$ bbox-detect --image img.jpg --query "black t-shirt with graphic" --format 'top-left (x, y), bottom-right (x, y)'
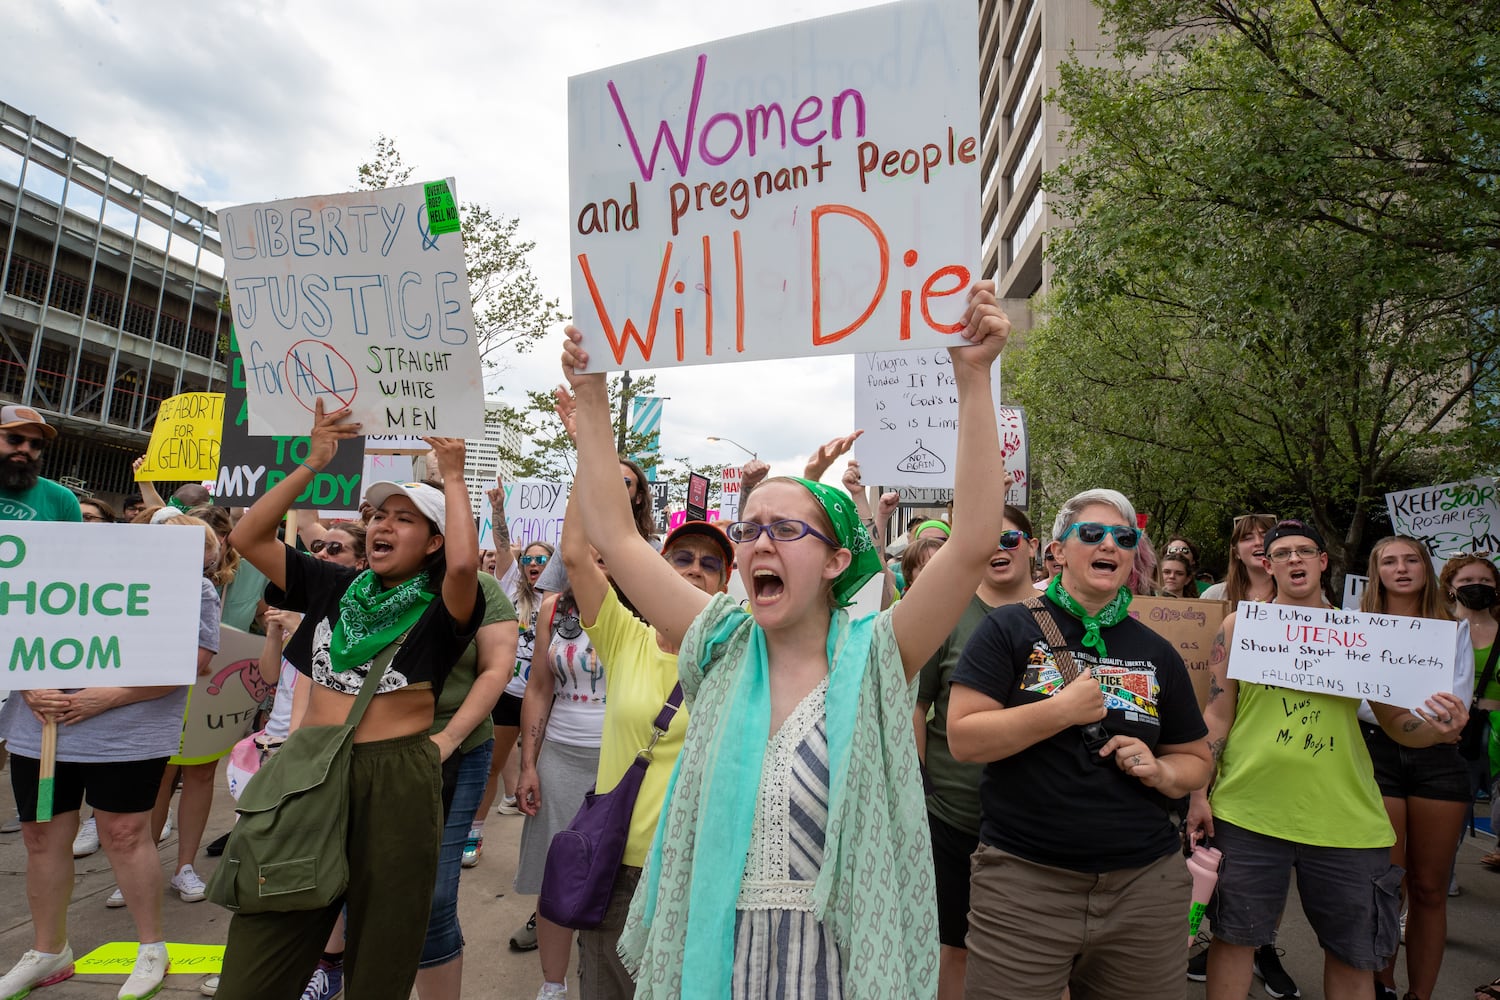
top-left (952, 596), bottom-right (1206, 873)
top-left (268, 547), bottom-right (483, 698)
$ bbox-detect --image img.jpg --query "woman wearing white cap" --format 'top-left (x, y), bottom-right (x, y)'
top-left (216, 401), bottom-right (485, 1000)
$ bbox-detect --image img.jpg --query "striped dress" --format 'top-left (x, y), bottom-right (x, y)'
top-left (733, 678), bottom-right (843, 999)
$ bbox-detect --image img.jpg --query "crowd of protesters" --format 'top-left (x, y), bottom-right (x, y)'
top-left (0, 275), bottom-right (1496, 1000)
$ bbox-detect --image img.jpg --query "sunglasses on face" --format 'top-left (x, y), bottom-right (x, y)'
top-left (726, 519), bottom-right (838, 547)
top-left (997, 530), bottom-right (1029, 550)
top-left (1165, 546), bottom-right (1192, 558)
top-left (4, 432), bottom-right (45, 451)
top-left (1058, 522), bottom-right (1140, 549)
top-left (309, 539), bottom-right (346, 556)
top-left (520, 554), bottom-right (550, 566)
top-left (667, 549), bottom-right (725, 575)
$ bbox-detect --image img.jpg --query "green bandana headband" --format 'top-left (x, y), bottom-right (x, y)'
top-left (1046, 574), bottom-right (1132, 659)
top-left (791, 477), bottom-right (883, 607)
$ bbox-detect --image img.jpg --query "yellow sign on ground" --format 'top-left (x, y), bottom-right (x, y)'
top-left (135, 391), bottom-right (224, 480)
top-left (75, 942), bottom-right (224, 974)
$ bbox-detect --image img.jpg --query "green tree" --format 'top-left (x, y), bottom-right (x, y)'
top-left (355, 136), bottom-right (567, 387)
top-left (493, 372), bottom-right (664, 481)
top-left (1014, 0), bottom-right (1500, 582)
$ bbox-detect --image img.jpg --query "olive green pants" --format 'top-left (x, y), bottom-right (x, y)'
top-left (216, 732), bottom-right (441, 1000)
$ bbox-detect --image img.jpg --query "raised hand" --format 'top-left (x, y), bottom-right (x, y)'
top-left (803, 430), bottom-right (863, 482)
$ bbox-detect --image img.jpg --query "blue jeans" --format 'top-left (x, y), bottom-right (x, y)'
top-left (419, 738), bottom-right (493, 967)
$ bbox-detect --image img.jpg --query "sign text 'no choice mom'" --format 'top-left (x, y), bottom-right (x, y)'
top-left (568, 0), bottom-right (980, 372)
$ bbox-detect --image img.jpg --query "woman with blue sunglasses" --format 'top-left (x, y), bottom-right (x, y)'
top-left (559, 280), bottom-right (1010, 999)
top-left (948, 488), bottom-right (1212, 1000)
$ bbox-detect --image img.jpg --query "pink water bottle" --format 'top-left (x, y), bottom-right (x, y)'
top-left (1186, 844), bottom-right (1222, 945)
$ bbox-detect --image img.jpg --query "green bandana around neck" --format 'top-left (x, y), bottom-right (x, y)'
top-left (790, 477), bottom-right (882, 607)
top-left (328, 569), bottom-right (434, 673)
top-left (1046, 574), bottom-right (1132, 659)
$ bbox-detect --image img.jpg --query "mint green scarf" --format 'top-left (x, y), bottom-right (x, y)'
top-left (638, 606), bottom-right (874, 995)
top-left (1046, 575), bottom-right (1132, 659)
top-left (328, 570), bottom-right (434, 673)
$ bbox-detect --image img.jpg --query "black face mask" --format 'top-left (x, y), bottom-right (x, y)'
top-left (1454, 583), bottom-right (1497, 610)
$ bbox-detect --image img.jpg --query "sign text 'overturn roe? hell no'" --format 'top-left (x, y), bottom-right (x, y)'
top-left (568, 0), bottom-right (981, 371)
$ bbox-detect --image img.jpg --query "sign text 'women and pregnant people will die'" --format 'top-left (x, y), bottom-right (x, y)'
top-left (1228, 602), bottom-right (1461, 711)
top-left (219, 180), bottom-right (485, 438)
top-left (1, 524), bottom-right (204, 689)
top-left (568, 0), bottom-right (980, 371)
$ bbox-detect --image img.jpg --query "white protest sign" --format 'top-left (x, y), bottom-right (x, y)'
top-left (366, 435), bottom-right (430, 454)
top-left (1228, 601), bottom-right (1460, 710)
top-left (1385, 478), bottom-right (1500, 562)
top-left (853, 349), bottom-right (1024, 502)
top-left (568, 0), bottom-right (980, 372)
top-left (221, 179), bottom-right (484, 437)
top-left (363, 452), bottom-right (413, 486)
top-left (175, 627), bottom-right (270, 765)
top-left (504, 479), bottom-right (570, 548)
top-left (0, 524), bottom-right (204, 690)
top-left (478, 493), bottom-right (496, 551)
top-left (720, 466), bottom-right (742, 522)
top-left (1342, 574), bottom-right (1368, 611)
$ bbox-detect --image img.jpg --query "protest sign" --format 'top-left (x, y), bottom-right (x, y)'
top-left (479, 492), bottom-right (496, 551)
top-left (76, 943), bottom-right (223, 975)
top-left (174, 627), bottom-right (269, 765)
top-left (686, 473), bottom-right (710, 522)
top-left (220, 179), bottom-right (484, 437)
top-left (1342, 574), bottom-right (1368, 611)
top-left (1385, 478), bottom-right (1500, 560)
top-left (134, 392), bottom-right (225, 481)
top-left (1127, 596), bottom-right (1230, 709)
top-left (366, 435), bottom-right (430, 454)
top-left (568, 0), bottom-right (980, 372)
top-left (721, 466), bottom-right (742, 521)
top-left (215, 331), bottom-right (365, 511)
top-left (1228, 601), bottom-right (1460, 710)
top-left (0, 524), bottom-right (203, 689)
top-left (852, 349), bottom-right (1025, 503)
top-left (363, 452), bottom-right (413, 486)
top-left (504, 479), bottom-right (569, 547)
top-left (668, 509), bottom-right (723, 531)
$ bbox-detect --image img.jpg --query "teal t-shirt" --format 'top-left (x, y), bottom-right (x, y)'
top-left (0, 477), bottom-right (82, 521)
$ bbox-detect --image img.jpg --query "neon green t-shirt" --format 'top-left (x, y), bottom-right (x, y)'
top-left (583, 587), bottom-right (690, 868)
top-left (1211, 681), bottom-right (1394, 849)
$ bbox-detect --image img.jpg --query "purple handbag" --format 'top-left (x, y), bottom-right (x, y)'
top-left (537, 684), bottom-right (683, 930)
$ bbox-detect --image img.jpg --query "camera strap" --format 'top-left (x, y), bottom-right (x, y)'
top-left (1023, 597), bottom-right (1082, 685)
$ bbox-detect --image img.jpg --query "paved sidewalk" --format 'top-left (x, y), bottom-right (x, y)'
top-left (2, 763), bottom-right (1496, 999)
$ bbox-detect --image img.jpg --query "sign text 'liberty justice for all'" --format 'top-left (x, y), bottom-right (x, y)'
top-left (568, 0), bottom-right (980, 372)
top-left (220, 180), bottom-right (485, 438)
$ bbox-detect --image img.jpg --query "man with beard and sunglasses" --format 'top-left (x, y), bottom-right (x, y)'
top-left (0, 406), bottom-right (81, 523)
top-left (1188, 519), bottom-right (1470, 1000)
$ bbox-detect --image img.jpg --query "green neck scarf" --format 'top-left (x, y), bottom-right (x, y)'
top-left (1046, 575), bottom-right (1132, 659)
top-left (790, 477), bottom-right (882, 607)
top-left (329, 569), bottom-right (434, 673)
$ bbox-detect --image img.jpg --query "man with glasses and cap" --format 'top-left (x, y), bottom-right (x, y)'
top-left (1190, 518), bottom-right (1471, 1000)
top-left (0, 405), bottom-right (81, 523)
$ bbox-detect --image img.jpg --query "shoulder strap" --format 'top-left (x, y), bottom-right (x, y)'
top-left (638, 683), bottom-right (685, 760)
top-left (344, 627), bottom-right (411, 729)
top-left (1023, 596), bottom-right (1080, 685)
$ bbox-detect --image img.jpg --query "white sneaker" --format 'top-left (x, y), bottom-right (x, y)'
top-left (497, 795), bottom-right (521, 815)
top-left (0, 946), bottom-right (75, 996)
top-left (159, 812), bottom-right (172, 841)
top-left (72, 816), bottom-right (100, 858)
top-left (105, 886), bottom-right (127, 908)
top-left (170, 864), bottom-right (207, 902)
top-left (535, 984), bottom-right (568, 999)
top-left (199, 974), bottom-right (220, 996)
top-left (117, 943), bottom-right (168, 1000)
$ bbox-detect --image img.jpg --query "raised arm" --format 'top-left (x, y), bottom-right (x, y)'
top-left (131, 456), bottom-right (166, 508)
top-left (425, 436), bottom-right (480, 625)
top-left (559, 332), bottom-right (709, 646)
top-left (890, 283), bottom-right (1009, 677)
top-left (487, 475), bottom-right (514, 580)
top-left (228, 399), bottom-right (361, 591)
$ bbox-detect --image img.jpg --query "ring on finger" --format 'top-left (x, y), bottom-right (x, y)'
top-left (1130, 755), bottom-right (1142, 767)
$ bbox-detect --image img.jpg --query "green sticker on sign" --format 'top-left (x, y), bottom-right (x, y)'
top-left (424, 180), bottom-right (460, 235)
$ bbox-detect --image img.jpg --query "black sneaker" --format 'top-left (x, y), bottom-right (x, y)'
top-left (1253, 944), bottom-right (1300, 999)
top-left (1372, 981), bottom-right (1399, 1000)
top-left (1186, 947), bottom-right (1208, 982)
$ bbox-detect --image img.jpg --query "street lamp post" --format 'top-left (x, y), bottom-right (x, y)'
top-left (706, 435), bottom-right (757, 461)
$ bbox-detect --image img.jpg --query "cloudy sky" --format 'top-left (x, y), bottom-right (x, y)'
top-left (1, 0), bottom-right (973, 478)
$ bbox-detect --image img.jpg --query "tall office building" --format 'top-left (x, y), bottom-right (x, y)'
top-left (462, 400), bottom-right (523, 515)
top-left (979, 0), bottom-right (1108, 305)
top-left (0, 101), bottom-right (230, 501)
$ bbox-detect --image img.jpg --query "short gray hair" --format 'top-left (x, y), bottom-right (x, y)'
top-left (1052, 489), bottom-right (1138, 540)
